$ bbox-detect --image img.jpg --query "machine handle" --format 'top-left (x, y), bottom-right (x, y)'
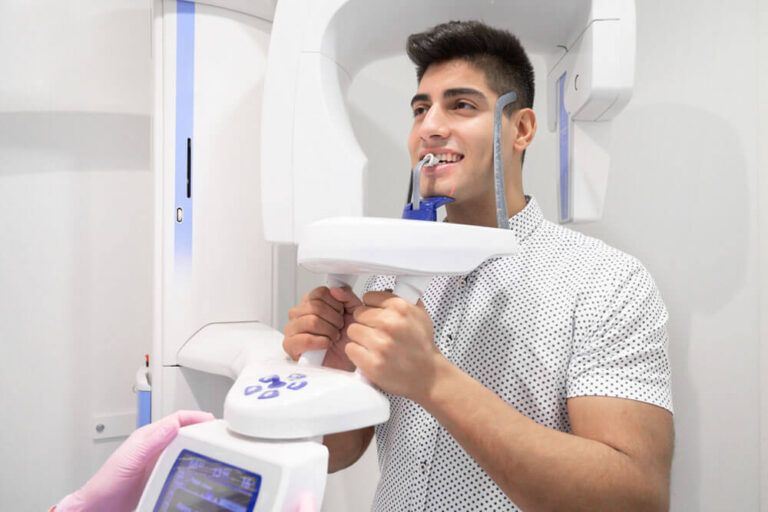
top-left (299, 275), bottom-right (431, 383)
top-left (354, 275), bottom-right (431, 383)
top-left (392, 275), bottom-right (432, 305)
top-left (298, 274), bottom-right (357, 367)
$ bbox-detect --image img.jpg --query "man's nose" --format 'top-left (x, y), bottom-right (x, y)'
top-left (418, 105), bottom-right (450, 141)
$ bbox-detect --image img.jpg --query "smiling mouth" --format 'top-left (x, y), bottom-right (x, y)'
top-left (431, 153), bottom-right (464, 164)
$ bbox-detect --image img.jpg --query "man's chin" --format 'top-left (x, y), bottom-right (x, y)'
top-left (421, 185), bottom-right (455, 199)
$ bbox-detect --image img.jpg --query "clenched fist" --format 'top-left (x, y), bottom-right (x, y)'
top-left (283, 286), bottom-right (364, 372)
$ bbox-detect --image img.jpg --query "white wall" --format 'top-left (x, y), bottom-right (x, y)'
top-left (573, 3), bottom-right (761, 508)
top-left (0, 0), bottom-right (765, 511)
top-left (0, 1), bottom-right (152, 509)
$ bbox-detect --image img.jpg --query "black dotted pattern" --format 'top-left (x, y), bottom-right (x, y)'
top-left (364, 197), bottom-right (673, 511)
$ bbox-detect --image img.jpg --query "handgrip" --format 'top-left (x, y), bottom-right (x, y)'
top-left (392, 275), bottom-right (432, 305)
top-left (298, 274), bottom-right (357, 366)
top-left (298, 275), bottom-right (432, 385)
top-left (353, 276), bottom-right (431, 383)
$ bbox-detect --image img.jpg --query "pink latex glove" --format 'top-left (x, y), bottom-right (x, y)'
top-left (295, 492), bottom-right (317, 512)
top-left (55, 410), bottom-right (215, 512)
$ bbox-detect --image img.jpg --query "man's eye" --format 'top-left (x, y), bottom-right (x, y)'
top-left (455, 101), bottom-right (476, 110)
top-left (412, 105), bottom-right (429, 117)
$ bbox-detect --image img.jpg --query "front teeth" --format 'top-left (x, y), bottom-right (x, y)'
top-left (434, 153), bottom-right (462, 163)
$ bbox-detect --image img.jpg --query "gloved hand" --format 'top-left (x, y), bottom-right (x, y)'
top-left (295, 493), bottom-right (317, 512)
top-left (55, 410), bottom-right (214, 512)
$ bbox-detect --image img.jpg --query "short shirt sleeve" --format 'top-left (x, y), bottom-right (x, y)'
top-left (566, 256), bottom-right (673, 412)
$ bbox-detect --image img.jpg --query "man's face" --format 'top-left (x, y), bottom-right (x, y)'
top-left (408, 59), bottom-right (515, 205)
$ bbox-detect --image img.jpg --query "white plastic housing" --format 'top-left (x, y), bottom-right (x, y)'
top-left (175, 321), bottom-right (390, 439)
top-left (547, 0), bottom-right (636, 222)
top-left (298, 217), bottom-right (520, 276)
top-left (547, 0), bottom-right (636, 125)
top-left (177, 322), bottom-right (287, 379)
top-left (152, 0), bottom-right (275, 420)
top-left (191, 0), bottom-right (276, 19)
top-left (137, 420), bottom-right (328, 512)
top-left (295, 216), bottom-right (521, 369)
top-left (261, 0), bottom-right (634, 243)
top-left (225, 362), bottom-right (390, 439)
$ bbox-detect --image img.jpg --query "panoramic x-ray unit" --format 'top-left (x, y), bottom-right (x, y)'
top-left (138, 0), bottom-right (635, 510)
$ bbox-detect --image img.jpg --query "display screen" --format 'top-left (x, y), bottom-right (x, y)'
top-left (154, 449), bottom-right (261, 512)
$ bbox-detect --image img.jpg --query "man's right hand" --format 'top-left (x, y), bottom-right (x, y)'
top-left (283, 286), bottom-right (363, 372)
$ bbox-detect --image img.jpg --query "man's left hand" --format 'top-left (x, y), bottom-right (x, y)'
top-left (345, 290), bottom-right (444, 403)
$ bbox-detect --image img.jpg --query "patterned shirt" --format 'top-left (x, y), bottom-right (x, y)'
top-left (365, 197), bottom-right (672, 511)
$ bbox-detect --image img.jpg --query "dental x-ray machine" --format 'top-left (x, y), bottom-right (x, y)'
top-left (139, 0), bottom-right (635, 510)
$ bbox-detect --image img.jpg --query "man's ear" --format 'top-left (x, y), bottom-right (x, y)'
top-left (513, 108), bottom-right (537, 153)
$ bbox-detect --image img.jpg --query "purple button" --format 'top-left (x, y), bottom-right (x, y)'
top-left (287, 381), bottom-right (308, 391)
top-left (287, 373), bottom-right (306, 380)
top-left (258, 374), bottom-right (280, 383)
top-left (244, 385), bottom-right (263, 396)
top-left (267, 380), bottom-right (286, 389)
top-left (258, 390), bottom-right (279, 400)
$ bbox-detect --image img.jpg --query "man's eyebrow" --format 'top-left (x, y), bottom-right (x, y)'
top-left (443, 87), bottom-right (487, 101)
top-left (411, 87), bottom-right (487, 107)
top-left (410, 93), bottom-right (430, 107)
top-left (410, 88), bottom-right (487, 107)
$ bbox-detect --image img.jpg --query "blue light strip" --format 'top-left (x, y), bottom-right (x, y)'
top-left (174, 0), bottom-right (194, 266)
top-left (557, 72), bottom-right (570, 223)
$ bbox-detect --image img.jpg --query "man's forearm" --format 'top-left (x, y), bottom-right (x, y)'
top-left (323, 426), bottom-right (374, 473)
top-left (418, 360), bottom-right (670, 512)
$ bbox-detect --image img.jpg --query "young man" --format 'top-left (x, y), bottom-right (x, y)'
top-left (283, 21), bottom-right (673, 511)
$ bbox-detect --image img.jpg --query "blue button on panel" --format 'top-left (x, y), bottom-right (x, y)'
top-left (253, 374), bottom-right (308, 395)
top-left (287, 381), bottom-right (308, 391)
top-left (244, 385), bottom-right (263, 396)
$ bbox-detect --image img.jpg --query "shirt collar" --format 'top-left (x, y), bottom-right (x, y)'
top-left (507, 195), bottom-right (544, 243)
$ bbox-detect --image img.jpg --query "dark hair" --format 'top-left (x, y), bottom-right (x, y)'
top-left (406, 20), bottom-right (535, 114)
